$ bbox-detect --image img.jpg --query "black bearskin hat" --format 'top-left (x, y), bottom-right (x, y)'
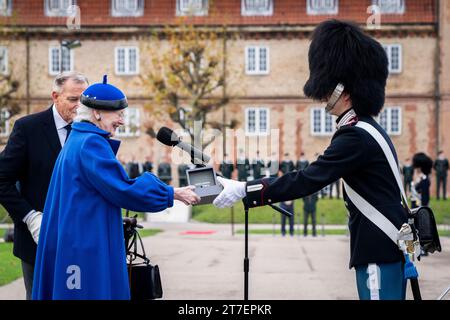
top-left (412, 152), bottom-right (433, 175)
top-left (303, 19), bottom-right (389, 117)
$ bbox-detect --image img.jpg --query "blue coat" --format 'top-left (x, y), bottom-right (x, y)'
top-left (32, 121), bottom-right (174, 300)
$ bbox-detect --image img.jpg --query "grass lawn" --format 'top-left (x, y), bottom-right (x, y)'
top-left (0, 243), bottom-right (22, 287)
top-left (0, 205), bottom-right (12, 224)
top-left (192, 198), bottom-right (450, 225)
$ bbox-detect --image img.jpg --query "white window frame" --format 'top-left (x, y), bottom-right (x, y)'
top-left (376, 106), bottom-right (402, 136)
top-left (0, 46), bottom-right (8, 75)
top-left (241, 0), bottom-right (273, 16)
top-left (245, 107), bottom-right (270, 136)
top-left (307, 0), bottom-right (339, 15)
top-left (48, 46), bottom-right (74, 75)
top-left (115, 47), bottom-right (140, 76)
top-left (176, 0), bottom-right (208, 16)
top-left (0, 108), bottom-right (10, 137)
top-left (310, 107), bottom-right (336, 136)
top-left (245, 46), bottom-right (270, 75)
top-left (45, 0), bottom-right (76, 17)
top-left (111, 0), bottom-right (144, 17)
top-left (372, 0), bottom-right (405, 14)
top-left (383, 44), bottom-right (402, 74)
top-left (0, 0), bottom-right (12, 16)
top-left (116, 107), bottom-right (141, 137)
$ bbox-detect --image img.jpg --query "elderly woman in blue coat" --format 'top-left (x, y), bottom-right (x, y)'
top-left (32, 76), bottom-right (200, 300)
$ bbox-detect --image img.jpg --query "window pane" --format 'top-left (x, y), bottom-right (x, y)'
top-left (391, 108), bottom-right (399, 133)
top-left (247, 109), bottom-right (256, 133)
top-left (313, 109), bottom-right (321, 133)
top-left (390, 46), bottom-right (399, 71)
top-left (51, 48), bottom-right (60, 73)
top-left (61, 47), bottom-right (71, 72)
top-left (0, 48), bottom-right (6, 73)
top-left (117, 48), bottom-right (125, 73)
top-left (324, 113), bottom-right (333, 133)
top-left (379, 109), bottom-right (388, 131)
top-left (0, 108), bottom-right (9, 136)
top-left (126, 0), bottom-right (138, 11)
top-left (128, 48), bottom-right (137, 73)
top-left (247, 48), bottom-right (256, 72)
top-left (49, 0), bottom-right (60, 10)
top-left (259, 47), bottom-right (267, 72)
top-left (375, 0), bottom-right (405, 14)
top-left (180, 0), bottom-right (203, 11)
top-left (243, 0), bottom-right (271, 14)
top-left (307, 0), bottom-right (338, 14)
top-left (259, 109), bottom-right (267, 133)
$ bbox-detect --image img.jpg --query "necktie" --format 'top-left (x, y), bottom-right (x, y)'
top-left (64, 124), bottom-right (72, 143)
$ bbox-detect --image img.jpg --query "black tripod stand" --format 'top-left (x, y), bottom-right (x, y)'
top-left (242, 201), bottom-right (293, 300)
top-left (185, 150), bottom-right (293, 300)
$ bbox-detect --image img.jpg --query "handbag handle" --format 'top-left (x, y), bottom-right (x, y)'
top-left (126, 225), bottom-right (151, 265)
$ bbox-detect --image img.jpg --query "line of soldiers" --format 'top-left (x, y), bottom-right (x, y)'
top-left (118, 156), bottom-right (191, 187)
top-left (220, 151), bottom-right (343, 237)
top-left (221, 151), bottom-right (340, 198)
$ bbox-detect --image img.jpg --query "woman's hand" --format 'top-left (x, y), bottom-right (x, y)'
top-left (174, 186), bottom-right (201, 206)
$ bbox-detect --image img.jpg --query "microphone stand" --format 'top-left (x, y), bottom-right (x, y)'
top-left (187, 151), bottom-right (293, 301)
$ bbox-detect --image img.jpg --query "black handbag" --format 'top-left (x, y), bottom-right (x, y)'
top-left (409, 206), bottom-right (442, 254)
top-left (124, 216), bottom-right (163, 300)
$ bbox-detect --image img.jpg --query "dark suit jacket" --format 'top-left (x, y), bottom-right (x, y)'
top-left (0, 107), bottom-right (61, 265)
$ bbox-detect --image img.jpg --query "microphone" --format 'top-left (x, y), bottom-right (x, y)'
top-left (156, 127), bottom-right (211, 165)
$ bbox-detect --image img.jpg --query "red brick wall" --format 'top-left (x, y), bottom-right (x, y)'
top-left (1, 0), bottom-right (436, 27)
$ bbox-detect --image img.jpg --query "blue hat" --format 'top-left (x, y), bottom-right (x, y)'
top-left (80, 75), bottom-right (128, 111)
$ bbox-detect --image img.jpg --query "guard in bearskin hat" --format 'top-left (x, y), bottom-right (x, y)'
top-left (213, 20), bottom-right (411, 300)
top-left (412, 152), bottom-right (433, 207)
top-left (32, 76), bottom-right (199, 300)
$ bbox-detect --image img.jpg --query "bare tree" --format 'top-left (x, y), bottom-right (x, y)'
top-left (142, 23), bottom-right (238, 150)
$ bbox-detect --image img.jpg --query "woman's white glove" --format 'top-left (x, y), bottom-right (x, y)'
top-left (24, 210), bottom-right (42, 244)
top-left (213, 176), bottom-right (246, 209)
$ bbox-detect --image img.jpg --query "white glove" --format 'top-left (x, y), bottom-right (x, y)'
top-left (213, 176), bottom-right (246, 209)
top-left (24, 210), bottom-right (42, 244)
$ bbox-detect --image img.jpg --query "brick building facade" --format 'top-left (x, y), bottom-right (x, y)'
top-left (0, 0), bottom-right (448, 191)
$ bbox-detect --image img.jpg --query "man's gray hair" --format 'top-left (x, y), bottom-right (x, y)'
top-left (74, 103), bottom-right (96, 123)
top-left (53, 71), bottom-right (89, 93)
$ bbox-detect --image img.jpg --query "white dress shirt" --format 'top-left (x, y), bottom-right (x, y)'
top-left (52, 104), bottom-right (70, 148)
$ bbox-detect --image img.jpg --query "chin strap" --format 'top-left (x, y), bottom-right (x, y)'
top-left (325, 83), bottom-right (345, 112)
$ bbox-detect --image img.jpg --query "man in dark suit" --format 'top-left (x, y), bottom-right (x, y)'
top-left (126, 155), bottom-right (141, 179)
top-left (280, 153), bottom-right (295, 175)
top-left (251, 150), bottom-right (265, 180)
top-left (143, 155), bottom-right (154, 173)
top-left (0, 72), bottom-right (88, 299)
top-left (434, 150), bottom-right (449, 200)
top-left (303, 192), bottom-right (319, 237)
top-left (296, 152), bottom-right (309, 171)
top-left (219, 153), bottom-right (234, 179)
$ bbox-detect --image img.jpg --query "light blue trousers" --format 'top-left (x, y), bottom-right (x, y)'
top-left (355, 261), bottom-right (407, 300)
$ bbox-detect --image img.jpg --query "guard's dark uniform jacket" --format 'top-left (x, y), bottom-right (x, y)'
top-left (245, 111), bottom-right (408, 268)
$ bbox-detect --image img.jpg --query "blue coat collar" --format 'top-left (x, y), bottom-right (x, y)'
top-left (72, 121), bottom-right (121, 155)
